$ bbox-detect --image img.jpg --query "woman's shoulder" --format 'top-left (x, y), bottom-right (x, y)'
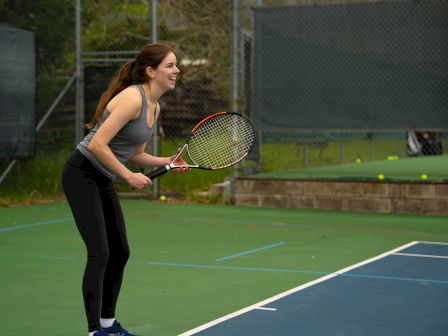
top-left (107, 86), bottom-right (143, 118)
top-left (121, 85), bottom-right (143, 99)
top-left (113, 86), bottom-right (142, 104)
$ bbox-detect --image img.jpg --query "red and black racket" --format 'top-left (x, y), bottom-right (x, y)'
top-left (147, 112), bottom-right (255, 180)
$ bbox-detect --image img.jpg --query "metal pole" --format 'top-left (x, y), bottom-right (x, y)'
top-left (151, 0), bottom-right (159, 199)
top-left (152, 0), bottom-right (158, 43)
top-left (304, 144), bottom-right (309, 168)
top-left (231, 0), bottom-right (239, 113)
top-left (339, 141), bottom-right (345, 163)
top-left (229, 0), bottom-right (239, 202)
top-left (75, 0), bottom-right (84, 144)
top-left (254, 0), bottom-right (262, 172)
top-left (37, 73), bottom-right (77, 132)
top-left (0, 160), bottom-right (17, 186)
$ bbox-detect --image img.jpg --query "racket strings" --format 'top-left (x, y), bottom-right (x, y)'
top-left (188, 114), bottom-right (255, 169)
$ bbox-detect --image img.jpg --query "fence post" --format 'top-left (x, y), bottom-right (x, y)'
top-left (149, 0), bottom-right (159, 199)
top-left (75, 0), bottom-right (84, 145)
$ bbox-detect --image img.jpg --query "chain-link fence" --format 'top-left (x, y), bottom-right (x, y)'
top-left (1, 0), bottom-right (447, 203)
top-left (240, 0), bottom-right (448, 181)
top-left (79, 0), bottom-right (235, 198)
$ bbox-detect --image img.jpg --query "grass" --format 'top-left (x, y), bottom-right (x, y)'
top-left (1, 137), bottom-right (446, 206)
top-left (0, 146), bottom-right (73, 206)
top-left (255, 155), bottom-right (448, 182)
top-left (0, 139), bottom-right (233, 206)
top-left (260, 139), bottom-right (409, 172)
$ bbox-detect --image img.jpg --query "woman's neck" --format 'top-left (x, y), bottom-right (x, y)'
top-left (142, 83), bottom-right (163, 104)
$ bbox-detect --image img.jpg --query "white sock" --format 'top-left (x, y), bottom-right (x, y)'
top-left (100, 317), bottom-right (116, 328)
top-left (88, 332), bottom-right (97, 336)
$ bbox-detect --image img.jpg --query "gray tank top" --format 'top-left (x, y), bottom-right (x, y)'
top-left (76, 85), bottom-right (156, 179)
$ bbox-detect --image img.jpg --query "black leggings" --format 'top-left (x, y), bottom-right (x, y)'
top-left (62, 150), bottom-right (130, 332)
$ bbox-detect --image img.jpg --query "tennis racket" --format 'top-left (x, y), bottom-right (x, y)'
top-left (147, 112), bottom-right (255, 180)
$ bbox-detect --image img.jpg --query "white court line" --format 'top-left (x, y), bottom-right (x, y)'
top-left (419, 241), bottom-right (448, 246)
top-left (393, 252), bottom-right (448, 259)
top-left (254, 307), bottom-right (277, 311)
top-left (177, 241), bottom-right (420, 336)
top-left (0, 217), bottom-right (72, 232)
top-left (215, 242), bottom-right (285, 262)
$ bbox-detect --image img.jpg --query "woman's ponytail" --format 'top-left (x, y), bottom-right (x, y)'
top-left (86, 60), bottom-right (136, 129)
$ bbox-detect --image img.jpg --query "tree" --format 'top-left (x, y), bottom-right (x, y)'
top-left (158, 0), bottom-right (232, 100)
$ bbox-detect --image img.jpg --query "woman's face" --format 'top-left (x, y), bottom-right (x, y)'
top-left (150, 52), bottom-right (180, 91)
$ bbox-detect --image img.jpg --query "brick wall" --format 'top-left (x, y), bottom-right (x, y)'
top-left (234, 178), bottom-right (448, 216)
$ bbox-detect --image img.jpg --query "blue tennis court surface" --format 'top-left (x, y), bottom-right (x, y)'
top-left (179, 241), bottom-right (448, 336)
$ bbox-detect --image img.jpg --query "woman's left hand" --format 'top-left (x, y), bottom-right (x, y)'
top-left (170, 148), bottom-right (191, 174)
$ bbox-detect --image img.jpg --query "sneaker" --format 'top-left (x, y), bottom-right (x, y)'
top-left (102, 320), bottom-right (139, 336)
top-left (93, 330), bottom-right (108, 336)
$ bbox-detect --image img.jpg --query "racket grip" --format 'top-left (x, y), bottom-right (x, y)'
top-left (146, 165), bottom-right (170, 180)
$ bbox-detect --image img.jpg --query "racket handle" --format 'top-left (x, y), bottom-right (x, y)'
top-left (146, 165), bottom-right (170, 180)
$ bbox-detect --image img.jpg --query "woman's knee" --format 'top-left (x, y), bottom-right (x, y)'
top-left (110, 246), bottom-right (130, 265)
top-left (88, 245), bottom-right (110, 267)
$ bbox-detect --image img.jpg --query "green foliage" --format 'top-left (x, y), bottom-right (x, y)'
top-left (159, 0), bottom-right (232, 99)
top-left (0, 0), bottom-right (75, 71)
top-left (0, 145), bottom-right (73, 206)
top-left (82, 0), bottom-right (150, 53)
top-left (0, 0), bottom-right (76, 125)
top-left (0, 138), bottom-right (233, 206)
top-left (0, 0), bottom-right (235, 206)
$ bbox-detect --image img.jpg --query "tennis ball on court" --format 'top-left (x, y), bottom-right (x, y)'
top-left (159, 195), bottom-right (167, 202)
top-left (421, 174), bottom-right (428, 181)
top-left (355, 158), bottom-right (362, 164)
top-left (377, 174), bottom-right (385, 180)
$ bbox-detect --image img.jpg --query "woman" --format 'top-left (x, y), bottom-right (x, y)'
top-left (62, 43), bottom-right (187, 336)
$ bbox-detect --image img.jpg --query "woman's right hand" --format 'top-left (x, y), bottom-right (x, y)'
top-left (126, 172), bottom-right (152, 190)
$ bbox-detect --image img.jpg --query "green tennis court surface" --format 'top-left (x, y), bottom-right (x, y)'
top-left (253, 155), bottom-right (448, 182)
top-left (1, 200), bottom-right (447, 335)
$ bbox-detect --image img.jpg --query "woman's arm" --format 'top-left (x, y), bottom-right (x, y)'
top-left (128, 143), bottom-right (171, 167)
top-left (129, 143), bottom-right (191, 174)
top-left (88, 88), bottom-right (151, 189)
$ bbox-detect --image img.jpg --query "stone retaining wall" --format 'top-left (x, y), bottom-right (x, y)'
top-left (234, 178), bottom-right (448, 216)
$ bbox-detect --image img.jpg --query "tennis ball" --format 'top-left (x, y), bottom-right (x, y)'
top-left (355, 158), bottom-right (362, 164)
top-left (421, 174), bottom-right (428, 181)
top-left (377, 174), bottom-right (385, 180)
top-left (159, 195), bottom-right (167, 202)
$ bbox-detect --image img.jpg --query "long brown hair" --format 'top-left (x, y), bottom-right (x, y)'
top-left (86, 43), bottom-right (176, 129)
